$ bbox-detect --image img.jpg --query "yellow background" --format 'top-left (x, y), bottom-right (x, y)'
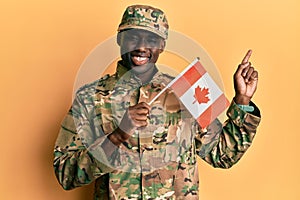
top-left (1, 0), bottom-right (299, 199)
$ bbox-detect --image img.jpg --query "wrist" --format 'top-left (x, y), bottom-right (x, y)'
top-left (234, 95), bottom-right (251, 105)
top-left (108, 128), bottom-right (131, 146)
top-left (116, 127), bottom-right (132, 141)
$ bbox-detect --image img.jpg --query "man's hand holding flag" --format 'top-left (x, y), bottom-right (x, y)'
top-left (149, 57), bottom-right (229, 128)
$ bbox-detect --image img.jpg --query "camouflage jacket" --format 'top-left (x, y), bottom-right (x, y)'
top-left (54, 62), bottom-right (261, 199)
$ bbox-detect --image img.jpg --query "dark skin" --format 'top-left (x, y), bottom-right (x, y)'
top-left (103, 29), bottom-right (166, 148)
top-left (234, 50), bottom-right (258, 105)
top-left (117, 29), bottom-right (166, 83)
top-left (103, 29), bottom-right (258, 148)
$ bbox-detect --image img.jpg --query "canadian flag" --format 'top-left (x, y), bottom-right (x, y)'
top-left (150, 58), bottom-right (230, 128)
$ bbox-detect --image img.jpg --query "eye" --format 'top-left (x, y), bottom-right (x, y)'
top-left (146, 37), bottom-right (161, 47)
top-left (147, 37), bottom-right (159, 43)
top-left (124, 34), bottom-right (139, 42)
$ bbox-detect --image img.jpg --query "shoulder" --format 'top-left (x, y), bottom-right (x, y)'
top-left (75, 74), bottom-right (116, 97)
top-left (161, 72), bottom-right (175, 80)
top-left (155, 72), bottom-right (175, 84)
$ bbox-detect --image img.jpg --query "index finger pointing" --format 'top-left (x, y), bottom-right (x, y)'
top-left (241, 49), bottom-right (252, 64)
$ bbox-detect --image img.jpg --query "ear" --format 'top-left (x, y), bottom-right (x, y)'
top-left (159, 40), bottom-right (166, 54)
top-left (117, 32), bottom-right (122, 46)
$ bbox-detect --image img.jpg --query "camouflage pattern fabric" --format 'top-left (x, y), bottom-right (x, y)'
top-left (53, 61), bottom-right (261, 199)
top-left (118, 5), bottom-right (169, 40)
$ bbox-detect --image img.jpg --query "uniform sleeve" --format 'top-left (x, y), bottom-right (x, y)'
top-left (53, 92), bottom-right (114, 190)
top-left (195, 100), bottom-right (261, 168)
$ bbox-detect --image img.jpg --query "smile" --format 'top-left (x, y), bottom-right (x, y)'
top-left (131, 56), bottom-right (150, 66)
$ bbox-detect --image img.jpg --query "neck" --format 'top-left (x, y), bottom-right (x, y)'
top-left (135, 66), bottom-right (158, 84)
top-left (120, 60), bottom-right (158, 84)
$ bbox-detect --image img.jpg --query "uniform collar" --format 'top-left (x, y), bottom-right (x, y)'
top-left (116, 61), bottom-right (163, 85)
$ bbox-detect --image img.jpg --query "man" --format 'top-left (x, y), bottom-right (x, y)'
top-left (54, 5), bottom-right (261, 200)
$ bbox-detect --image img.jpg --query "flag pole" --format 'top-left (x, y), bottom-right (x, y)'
top-left (148, 57), bottom-right (200, 105)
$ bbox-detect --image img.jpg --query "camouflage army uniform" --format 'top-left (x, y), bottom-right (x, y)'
top-left (54, 61), bottom-right (261, 199)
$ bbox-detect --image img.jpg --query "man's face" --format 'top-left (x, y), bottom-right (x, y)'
top-left (118, 29), bottom-right (165, 75)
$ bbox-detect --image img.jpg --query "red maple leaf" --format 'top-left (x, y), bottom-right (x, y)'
top-left (193, 86), bottom-right (210, 104)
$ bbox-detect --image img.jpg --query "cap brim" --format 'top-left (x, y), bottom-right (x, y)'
top-left (118, 25), bottom-right (167, 40)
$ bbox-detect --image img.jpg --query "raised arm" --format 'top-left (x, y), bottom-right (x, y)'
top-left (195, 50), bottom-right (261, 168)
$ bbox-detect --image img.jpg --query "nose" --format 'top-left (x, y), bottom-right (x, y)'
top-left (135, 38), bottom-right (148, 51)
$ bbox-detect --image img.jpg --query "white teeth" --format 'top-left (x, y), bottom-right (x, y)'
top-left (136, 56), bottom-right (147, 61)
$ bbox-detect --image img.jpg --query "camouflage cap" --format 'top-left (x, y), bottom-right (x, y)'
top-left (118, 5), bottom-right (169, 40)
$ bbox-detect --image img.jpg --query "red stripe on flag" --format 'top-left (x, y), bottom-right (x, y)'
top-left (170, 61), bottom-right (206, 97)
top-left (196, 94), bottom-right (230, 128)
